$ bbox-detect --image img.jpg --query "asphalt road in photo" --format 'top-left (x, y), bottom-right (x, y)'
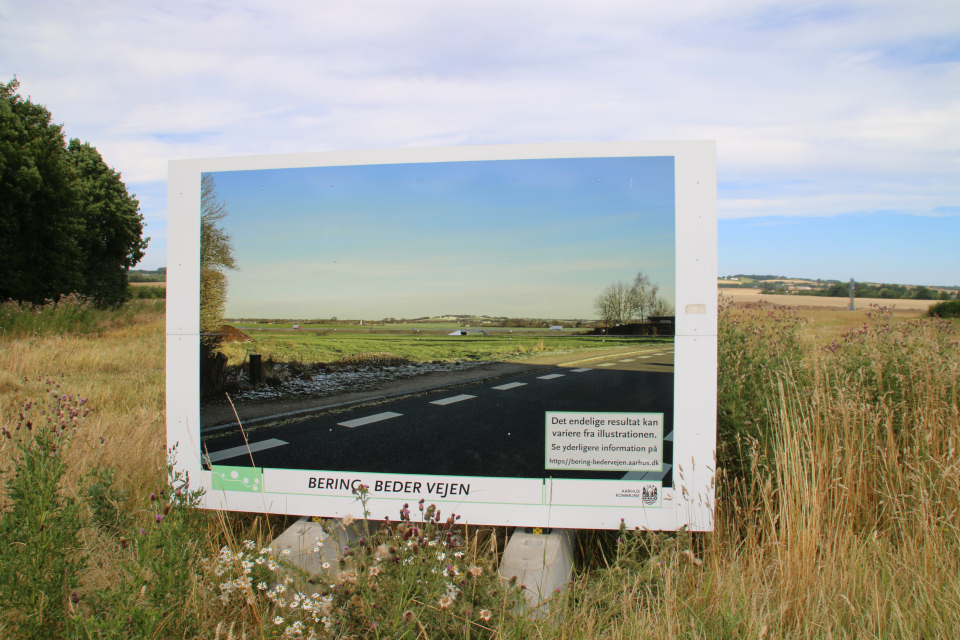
top-left (202, 346), bottom-right (674, 483)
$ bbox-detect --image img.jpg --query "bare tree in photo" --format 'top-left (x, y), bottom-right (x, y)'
top-left (630, 271), bottom-right (660, 322)
top-left (648, 294), bottom-right (675, 317)
top-left (199, 174), bottom-right (238, 397)
top-left (595, 270), bottom-right (674, 328)
top-left (594, 279), bottom-right (634, 328)
top-left (200, 173), bottom-right (237, 345)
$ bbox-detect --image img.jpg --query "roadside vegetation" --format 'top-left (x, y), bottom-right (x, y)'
top-left (0, 296), bottom-right (957, 638)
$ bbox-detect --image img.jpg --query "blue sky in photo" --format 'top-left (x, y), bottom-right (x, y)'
top-left (2, 1), bottom-right (957, 285)
top-left (211, 157), bottom-right (675, 318)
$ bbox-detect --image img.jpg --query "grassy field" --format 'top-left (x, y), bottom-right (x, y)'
top-left (1, 297), bottom-right (958, 638)
top-left (227, 321), bottom-right (592, 332)
top-left (217, 328), bottom-right (668, 367)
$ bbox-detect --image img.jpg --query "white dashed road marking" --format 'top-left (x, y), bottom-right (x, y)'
top-left (338, 412), bottom-right (403, 428)
top-left (596, 363), bottom-right (615, 367)
top-left (639, 356), bottom-right (652, 359)
top-left (430, 394), bottom-right (476, 406)
top-left (618, 359), bottom-right (636, 363)
top-left (537, 374), bottom-right (565, 380)
top-left (570, 368), bottom-right (591, 373)
top-left (492, 382), bottom-right (527, 390)
top-left (205, 438), bottom-right (288, 464)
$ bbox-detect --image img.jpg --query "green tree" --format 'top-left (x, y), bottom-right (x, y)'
top-left (912, 286), bottom-right (935, 300)
top-left (0, 78), bottom-right (83, 302)
top-left (0, 78), bottom-right (146, 306)
top-left (67, 139), bottom-right (147, 306)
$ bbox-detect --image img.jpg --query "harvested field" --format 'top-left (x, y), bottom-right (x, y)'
top-left (719, 288), bottom-right (939, 311)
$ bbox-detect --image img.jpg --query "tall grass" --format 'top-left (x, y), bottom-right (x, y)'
top-left (0, 298), bottom-right (957, 637)
top-left (0, 294), bottom-right (165, 339)
top-left (537, 302), bottom-right (960, 638)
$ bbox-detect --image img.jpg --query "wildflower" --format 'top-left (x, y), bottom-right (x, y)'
top-left (243, 539), bottom-right (256, 550)
top-left (284, 620), bottom-right (304, 637)
top-left (321, 561), bottom-right (331, 570)
top-left (340, 514), bottom-right (355, 527)
top-left (368, 565), bottom-right (383, 577)
top-left (438, 595), bottom-right (453, 609)
top-left (468, 565), bottom-right (483, 578)
top-left (479, 609), bottom-right (492, 622)
top-left (402, 610), bottom-right (416, 623)
top-left (282, 548), bottom-right (291, 556)
top-left (273, 616), bottom-right (285, 625)
top-left (375, 544), bottom-right (391, 560)
top-left (257, 582), bottom-right (267, 590)
top-left (155, 514), bottom-right (163, 523)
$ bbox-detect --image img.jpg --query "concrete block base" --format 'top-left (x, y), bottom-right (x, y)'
top-left (498, 528), bottom-right (576, 612)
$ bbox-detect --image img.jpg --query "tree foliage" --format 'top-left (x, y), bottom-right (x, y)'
top-left (594, 270), bottom-right (674, 327)
top-left (0, 78), bottom-right (147, 306)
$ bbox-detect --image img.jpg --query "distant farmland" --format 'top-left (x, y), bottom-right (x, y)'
top-left (720, 288), bottom-right (940, 311)
top-left (217, 325), bottom-right (669, 367)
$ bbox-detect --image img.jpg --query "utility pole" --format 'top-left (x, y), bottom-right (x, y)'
top-left (849, 278), bottom-right (856, 311)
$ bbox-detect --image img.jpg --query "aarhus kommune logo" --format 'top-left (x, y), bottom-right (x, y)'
top-left (212, 465), bottom-right (264, 492)
top-left (642, 484), bottom-right (659, 506)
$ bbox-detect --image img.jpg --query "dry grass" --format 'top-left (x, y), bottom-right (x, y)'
top-left (538, 303), bottom-right (960, 638)
top-left (2, 299), bottom-right (957, 638)
top-left (0, 301), bottom-right (166, 502)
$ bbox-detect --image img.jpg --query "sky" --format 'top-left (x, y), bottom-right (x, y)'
top-left (1, 1), bottom-right (957, 286)
top-left (212, 157), bottom-right (675, 319)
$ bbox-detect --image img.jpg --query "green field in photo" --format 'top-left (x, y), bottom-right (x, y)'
top-left (218, 327), bottom-right (672, 365)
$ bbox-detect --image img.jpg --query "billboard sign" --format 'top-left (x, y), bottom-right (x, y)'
top-left (167, 141), bottom-right (716, 530)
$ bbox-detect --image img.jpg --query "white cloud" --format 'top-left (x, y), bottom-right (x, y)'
top-left (2, 0), bottom-right (958, 270)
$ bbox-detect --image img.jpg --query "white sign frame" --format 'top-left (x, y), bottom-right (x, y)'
top-left (167, 141), bottom-right (716, 531)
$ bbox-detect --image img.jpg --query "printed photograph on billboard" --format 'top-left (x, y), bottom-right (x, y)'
top-left (167, 142), bottom-right (717, 530)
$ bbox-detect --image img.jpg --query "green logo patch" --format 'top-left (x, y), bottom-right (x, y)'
top-left (212, 465), bottom-right (264, 492)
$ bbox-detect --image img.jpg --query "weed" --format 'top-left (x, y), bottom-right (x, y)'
top-left (205, 487), bottom-right (529, 638)
top-left (0, 380), bottom-right (90, 637)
